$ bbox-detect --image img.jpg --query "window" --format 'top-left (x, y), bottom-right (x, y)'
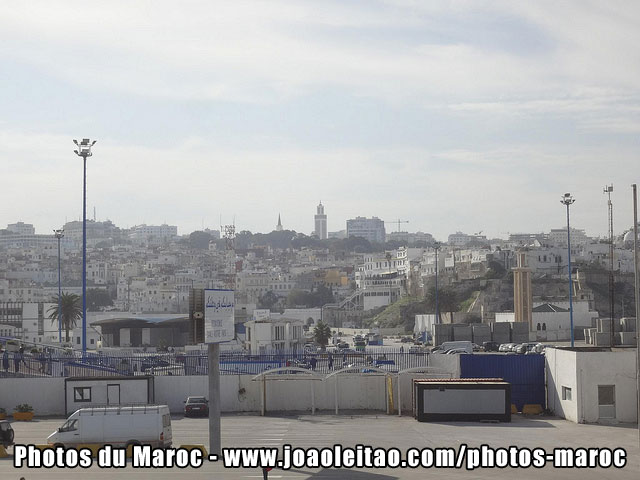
top-left (542, 323), bottom-right (546, 331)
top-left (598, 385), bottom-right (616, 419)
top-left (73, 387), bottom-right (92, 402)
top-left (598, 385), bottom-right (615, 405)
top-left (59, 419), bottom-right (78, 432)
top-left (562, 386), bottom-right (572, 401)
top-left (536, 323), bottom-right (541, 331)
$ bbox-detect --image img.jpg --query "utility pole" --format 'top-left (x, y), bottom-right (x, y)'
top-left (631, 184), bottom-right (639, 446)
top-left (561, 193), bottom-right (576, 347)
top-left (604, 185), bottom-right (615, 346)
top-left (73, 138), bottom-right (96, 355)
top-left (434, 243), bottom-right (440, 324)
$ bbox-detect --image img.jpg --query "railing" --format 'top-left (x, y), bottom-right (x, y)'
top-left (0, 348), bottom-right (433, 378)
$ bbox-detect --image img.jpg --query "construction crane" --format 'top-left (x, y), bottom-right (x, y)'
top-left (389, 219), bottom-right (409, 232)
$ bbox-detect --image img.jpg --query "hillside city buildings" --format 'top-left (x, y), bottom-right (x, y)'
top-left (0, 214), bottom-right (639, 349)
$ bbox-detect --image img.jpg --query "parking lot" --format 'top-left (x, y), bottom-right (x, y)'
top-left (2, 413), bottom-right (639, 479)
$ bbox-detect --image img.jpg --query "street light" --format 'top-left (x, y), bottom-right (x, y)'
top-left (560, 193), bottom-right (575, 347)
top-left (53, 229), bottom-right (64, 343)
top-left (74, 138), bottom-right (96, 354)
top-left (434, 242), bottom-right (440, 324)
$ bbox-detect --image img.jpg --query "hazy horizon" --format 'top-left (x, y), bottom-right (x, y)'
top-left (2, 1), bottom-right (639, 240)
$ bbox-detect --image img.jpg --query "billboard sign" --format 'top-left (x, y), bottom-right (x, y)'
top-left (204, 289), bottom-right (235, 343)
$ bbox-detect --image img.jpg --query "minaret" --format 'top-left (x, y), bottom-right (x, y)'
top-left (314, 201), bottom-right (327, 239)
top-left (276, 214), bottom-right (283, 232)
top-left (513, 251), bottom-right (532, 329)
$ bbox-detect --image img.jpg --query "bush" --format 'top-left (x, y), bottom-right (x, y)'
top-left (14, 404), bottom-right (33, 413)
top-left (0, 407), bottom-right (6, 414)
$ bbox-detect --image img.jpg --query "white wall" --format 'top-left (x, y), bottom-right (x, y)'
top-left (0, 378), bottom-right (65, 416)
top-left (545, 348), bottom-right (579, 422)
top-left (0, 356), bottom-right (461, 417)
top-left (576, 350), bottom-right (637, 423)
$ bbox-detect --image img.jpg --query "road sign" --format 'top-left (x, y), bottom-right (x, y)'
top-left (204, 289), bottom-right (234, 344)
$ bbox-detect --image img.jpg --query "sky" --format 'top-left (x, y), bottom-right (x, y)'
top-left (1, 0), bottom-right (640, 241)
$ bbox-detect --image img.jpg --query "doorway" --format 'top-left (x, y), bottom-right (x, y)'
top-left (107, 384), bottom-right (121, 405)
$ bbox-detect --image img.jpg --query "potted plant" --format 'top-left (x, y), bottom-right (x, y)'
top-left (0, 408), bottom-right (6, 420)
top-left (13, 404), bottom-right (34, 421)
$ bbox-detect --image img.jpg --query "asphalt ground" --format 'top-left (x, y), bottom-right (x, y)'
top-left (2, 413), bottom-right (639, 479)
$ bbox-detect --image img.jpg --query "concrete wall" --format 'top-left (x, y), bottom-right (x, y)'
top-left (576, 350), bottom-right (638, 423)
top-left (0, 356), bottom-right (461, 417)
top-left (545, 348), bottom-right (579, 422)
top-left (546, 347), bottom-right (638, 424)
top-left (0, 378), bottom-right (65, 416)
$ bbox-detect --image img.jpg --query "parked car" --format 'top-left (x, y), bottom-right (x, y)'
top-left (445, 348), bottom-right (470, 355)
top-left (0, 420), bottom-right (15, 448)
top-left (336, 342), bottom-right (349, 350)
top-left (499, 343), bottom-right (516, 352)
top-left (184, 396), bottom-right (209, 417)
top-left (471, 343), bottom-right (482, 352)
top-left (47, 405), bottom-right (172, 448)
top-left (483, 341), bottom-right (500, 352)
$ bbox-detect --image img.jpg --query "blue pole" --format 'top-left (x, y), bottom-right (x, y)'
top-left (82, 155), bottom-right (87, 354)
top-left (566, 204), bottom-right (574, 347)
top-left (58, 236), bottom-right (62, 343)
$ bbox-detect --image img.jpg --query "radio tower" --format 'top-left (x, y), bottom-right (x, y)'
top-left (604, 184), bottom-right (615, 346)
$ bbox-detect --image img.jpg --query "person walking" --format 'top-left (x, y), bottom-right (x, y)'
top-left (2, 349), bottom-right (9, 373)
top-left (327, 352), bottom-right (333, 370)
top-left (13, 350), bottom-right (22, 374)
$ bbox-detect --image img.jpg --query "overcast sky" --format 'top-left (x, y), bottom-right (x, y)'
top-left (1, 1), bottom-right (639, 241)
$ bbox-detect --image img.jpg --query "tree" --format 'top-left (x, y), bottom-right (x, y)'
top-left (189, 231), bottom-right (213, 250)
top-left (257, 290), bottom-right (280, 311)
top-left (47, 292), bottom-right (82, 342)
top-left (424, 286), bottom-right (459, 323)
top-left (313, 320), bottom-right (332, 348)
top-left (86, 288), bottom-right (113, 311)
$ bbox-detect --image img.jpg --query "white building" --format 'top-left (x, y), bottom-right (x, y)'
top-left (244, 316), bottom-right (304, 353)
top-left (355, 248), bottom-right (408, 310)
top-left (7, 222), bottom-right (35, 235)
top-left (494, 300), bottom-right (599, 341)
top-left (346, 217), bottom-right (385, 244)
top-left (129, 224), bottom-right (178, 242)
top-left (546, 347), bottom-right (638, 424)
top-left (548, 227), bottom-right (590, 247)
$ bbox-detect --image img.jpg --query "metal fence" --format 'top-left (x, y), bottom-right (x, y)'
top-left (0, 349), bottom-right (433, 378)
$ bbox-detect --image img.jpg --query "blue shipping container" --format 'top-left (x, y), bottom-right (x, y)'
top-left (459, 354), bottom-right (545, 411)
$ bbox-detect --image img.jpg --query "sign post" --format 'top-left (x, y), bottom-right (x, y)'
top-left (204, 288), bottom-right (235, 456)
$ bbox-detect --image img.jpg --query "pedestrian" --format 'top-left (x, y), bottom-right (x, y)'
top-left (327, 352), bottom-right (333, 370)
top-left (14, 351), bottom-right (22, 373)
top-left (2, 349), bottom-right (8, 373)
top-left (309, 356), bottom-right (317, 371)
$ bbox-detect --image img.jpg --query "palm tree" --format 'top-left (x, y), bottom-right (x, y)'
top-left (48, 292), bottom-right (82, 343)
top-left (313, 320), bottom-right (332, 349)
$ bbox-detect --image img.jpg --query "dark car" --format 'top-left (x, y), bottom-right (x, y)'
top-left (0, 420), bottom-right (15, 448)
top-left (483, 341), bottom-right (500, 352)
top-left (184, 396), bottom-right (209, 417)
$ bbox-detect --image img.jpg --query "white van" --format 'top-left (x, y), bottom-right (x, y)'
top-left (47, 405), bottom-right (172, 448)
top-left (438, 341), bottom-right (473, 354)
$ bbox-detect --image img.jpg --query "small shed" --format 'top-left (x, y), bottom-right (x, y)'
top-left (64, 376), bottom-right (154, 415)
top-left (413, 378), bottom-right (511, 422)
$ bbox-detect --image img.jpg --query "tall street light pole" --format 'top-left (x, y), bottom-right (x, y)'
top-left (604, 184), bottom-right (615, 347)
top-left (434, 243), bottom-right (440, 324)
top-left (561, 193), bottom-right (576, 347)
top-left (54, 229), bottom-right (64, 343)
top-left (631, 184), bottom-right (639, 446)
top-left (74, 138), bottom-right (96, 354)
